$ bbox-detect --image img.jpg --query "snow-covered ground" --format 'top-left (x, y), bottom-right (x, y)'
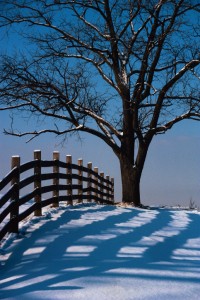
top-left (0, 203), bottom-right (200, 300)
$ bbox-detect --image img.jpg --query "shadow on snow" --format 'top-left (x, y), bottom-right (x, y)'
top-left (0, 203), bottom-right (200, 299)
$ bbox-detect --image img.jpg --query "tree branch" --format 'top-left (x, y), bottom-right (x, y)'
top-left (154, 112), bottom-right (200, 134)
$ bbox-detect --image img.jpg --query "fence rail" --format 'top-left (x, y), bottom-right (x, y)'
top-left (0, 150), bottom-right (114, 242)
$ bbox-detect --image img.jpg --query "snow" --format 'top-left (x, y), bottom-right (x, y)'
top-left (0, 203), bottom-right (200, 300)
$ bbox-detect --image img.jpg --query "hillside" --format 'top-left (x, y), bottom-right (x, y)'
top-left (0, 203), bottom-right (200, 300)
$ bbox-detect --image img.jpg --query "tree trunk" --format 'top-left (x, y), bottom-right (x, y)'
top-left (119, 143), bottom-right (150, 206)
top-left (120, 156), bottom-right (141, 206)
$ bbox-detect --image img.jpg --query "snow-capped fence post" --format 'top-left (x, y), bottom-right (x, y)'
top-left (87, 162), bottom-right (92, 202)
top-left (106, 175), bottom-right (110, 202)
top-left (100, 172), bottom-right (104, 202)
top-left (111, 178), bottom-right (114, 202)
top-left (66, 155), bottom-right (72, 205)
top-left (78, 158), bottom-right (83, 203)
top-left (10, 155), bottom-right (20, 234)
top-left (94, 167), bottom-right (98, 202)
top-left (52, 151), bottom-right (60, 208)
top-left (34, 150), bottom-right (42, 216)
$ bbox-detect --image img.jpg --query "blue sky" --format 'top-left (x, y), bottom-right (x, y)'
top-left (1, 109), bottom-right (200, 207)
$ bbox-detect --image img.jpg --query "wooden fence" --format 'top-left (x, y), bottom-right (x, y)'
top-left (0, 150), bottom-right (114, 242)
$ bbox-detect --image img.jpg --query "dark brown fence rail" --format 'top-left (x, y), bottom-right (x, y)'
top-left (0, 150), bottom-right (114, 242)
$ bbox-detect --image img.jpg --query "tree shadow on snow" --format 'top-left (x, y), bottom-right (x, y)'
top-left (0, 204), bottom-right (200, 299)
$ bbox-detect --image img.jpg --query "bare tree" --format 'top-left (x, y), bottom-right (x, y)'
top-left (0, 0), bottom-right (199, 206)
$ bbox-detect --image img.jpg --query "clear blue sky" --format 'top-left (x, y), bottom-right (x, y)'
top-left (1, 109), bottom-right (200, 207)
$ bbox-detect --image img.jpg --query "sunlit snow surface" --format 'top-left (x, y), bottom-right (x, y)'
top-left (0, 203), bottom-right (200, 300)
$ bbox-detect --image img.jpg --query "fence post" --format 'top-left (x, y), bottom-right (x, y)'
top-left (106, 175), bottom-right (110, 202)
top-left (94, 167), bottom-right (98, 202)
top-left (78, 158), bottom-right (83, 203)
top-left (66, 155), bottom-right (72, 205)
top-left (34, 150), bottom-right (42, 216)
top-left (87, 162), bottom-right (92, 202)
top-left (10, 156), bottom-right (20, 233)
top-left (111, 177), bottom-right (114, 202)
top-left (100, 172), bottom-right (104, 203)
top-left (52, 151), bottom-right (59, 207)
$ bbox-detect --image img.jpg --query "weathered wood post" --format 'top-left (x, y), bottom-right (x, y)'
top-left (106, 175), bottom-right (110, 202)
top-left (111, 177), bottom-right (114, 202)
top-left (10, 155), bottom-right (20, 233)
top-left (66, 155), bottom-right (72, 205)
top-left (87, 162), bottom-right (92, 202)
top-left (94, 167), bottom-right (98, 202)
top-left (52, 151), bottom-right (59, 207)
top-left (34, 150), bottom-right (42, 216)
top-left (100, 172), bottom-right (104, 203)
top-left (77, 158), bottom-right (83, 203)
